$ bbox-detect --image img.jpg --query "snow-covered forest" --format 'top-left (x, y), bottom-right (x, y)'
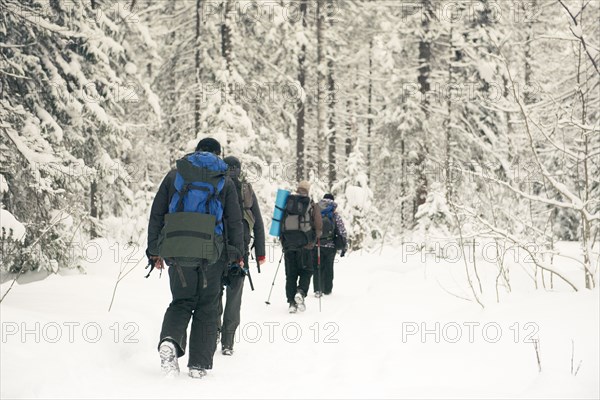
top-left (1, 0), bottom-right (599, 398)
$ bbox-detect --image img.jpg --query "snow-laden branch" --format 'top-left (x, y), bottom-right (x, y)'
top-left (557, 0), bottom-right (600, 75)
top-left (448, 165), bottom-right (598, 222)
top-left (453, 205), bottom-right (579, 292)
top-left (4, 2), bottom-right (85, 39)
top-left (504, 64), bottom-right (599, 223)
top-left (557, 119), bottom-right (600, 133)
top-left (0, 123), bottom-right (58, 165)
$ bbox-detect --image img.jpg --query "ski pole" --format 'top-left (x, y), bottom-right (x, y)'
top-left (265, 251), bottom-right (284, 305)
top-left (317, 238), bottom-right (322, 312)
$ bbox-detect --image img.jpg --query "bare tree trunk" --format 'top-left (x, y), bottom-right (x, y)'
top-left (523, 0), bottom-right (536, 105)
top-left (418, 1), bottom-right (431, 113)
top-left (296, 0), bottom-right (308, 181)
top-left (400, 134), bottom-right (407, 230)
top-left (221, 0), bottom-right (233, 96)
top-left (367, 38), bottom-right (373, 184)
top-left (90, 179), bottom-right (98, 238)
top-left (194, 0), bottom-right (202, 136)
top-left (345, 65), bottom-right (358, 161)
top-left (345, 97), bottom-right (353, 159)
top-left (327, 0), bottom-right (337, 187)
top-left (316, 0), bottom-right (327, 177)
top-left (575, 1), bottom-right (594, 289)
top-left (445, 24), bottom-right (455, 202)
top-left (414, 0), bottom-right (432, 215)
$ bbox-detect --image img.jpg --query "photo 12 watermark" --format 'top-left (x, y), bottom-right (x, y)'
top-left (229, 321), bottom-right (340, 344)
top-left (401, 321), bottom-right (540, 344)
top-left (1, 321), bottom-right (140, 344)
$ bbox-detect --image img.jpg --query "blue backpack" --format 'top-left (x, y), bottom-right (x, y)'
top-left (321, 204), bottom-right (336, 241)
top-left (158, 152), bottom-right (227, 265)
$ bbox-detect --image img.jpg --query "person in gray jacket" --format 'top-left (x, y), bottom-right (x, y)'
top-left (217, 156), bottom-right (266, 355)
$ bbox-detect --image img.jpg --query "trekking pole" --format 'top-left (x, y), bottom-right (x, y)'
top-left (265, 250), bottom-right (284, 305)
top-left (144, 258), bottom-right (155, 278)
top-left (317, 238), bottom-right (322, 312)
top-left (251, 242), bottom-right (261, 273)
top-left (245, 265), bottom-right (255, 291)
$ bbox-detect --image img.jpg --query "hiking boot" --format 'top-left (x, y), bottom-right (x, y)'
top-left (314, 291), bottom-right (322, 298)
top-left (294, 292), bottom-right (306, 312)
top-left (159, 341), bottom-right (180, 377)
top-left (288, 302), bottom-right (298, 313)
top-left (188, 368), bottom-right (207, 379)
top-left (222, 347), bottom-right (234, 356)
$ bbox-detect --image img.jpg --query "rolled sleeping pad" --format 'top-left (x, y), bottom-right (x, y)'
top-left (269, 189), bottom-right (290, 237)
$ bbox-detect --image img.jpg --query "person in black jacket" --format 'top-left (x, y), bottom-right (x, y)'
top-left (146, 137), bottom-right (244, 379)
top-left (217, 156), bottom-right (266, 355)
top-left (313, 193), bottom-right (347, 297)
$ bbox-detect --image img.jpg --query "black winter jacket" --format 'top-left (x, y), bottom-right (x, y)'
top-left (146, 170), bottom-right (244, 261)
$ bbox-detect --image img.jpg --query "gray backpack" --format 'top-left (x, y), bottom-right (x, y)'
top-left (281, 194), bottom-right (315, 250)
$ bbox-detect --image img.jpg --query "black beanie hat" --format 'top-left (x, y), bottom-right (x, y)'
top-left (223, 156), bottom-right (241, 169)
top-left (324, 193), bottom-right (335, 201)
top-left (195, 138), bottom-right (221, 155)
top-left (223, 156), bottom-right (241, 180)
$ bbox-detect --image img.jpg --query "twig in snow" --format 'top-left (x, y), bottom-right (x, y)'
top-left (533, 339), bottom-right (542, 373)
top-left (571, 339), bottom-right (583, 376)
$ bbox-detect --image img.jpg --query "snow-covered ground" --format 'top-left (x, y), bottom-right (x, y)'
top-left (1, 239), bottom-right (598, 399)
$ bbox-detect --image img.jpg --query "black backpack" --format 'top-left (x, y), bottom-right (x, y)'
top-left (280, 195), bottom-right (315, 250)
top-left (321, 212), bottom-right (335, 240)
top-left (323, 210), bottom-right (346, 250)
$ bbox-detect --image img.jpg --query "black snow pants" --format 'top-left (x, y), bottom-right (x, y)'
top-left (217, 255), bottom-right (247, 350)
top-left (158, 260), bottom-right (226, 369)
top-left (312, 246), bottom-right (336, 294)
top-left (284, 248), bottom-right (313, 304)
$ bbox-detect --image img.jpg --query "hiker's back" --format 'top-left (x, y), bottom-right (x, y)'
top-left (158, 152), bottom-right (228, 266)
top-left (281, 194), bottom-right (315, 250)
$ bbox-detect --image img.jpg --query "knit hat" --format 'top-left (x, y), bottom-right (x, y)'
top-left (195, 138), bottom-right (221, 155)
top-left (323, 193), bottom-right (334, 201)
top-left (224, 156), bottom-right (242, 180)
top-left (297, 180), bottom-right (311, 195)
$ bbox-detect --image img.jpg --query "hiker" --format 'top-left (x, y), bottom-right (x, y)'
top-left (280, 180), bottom-right (322, 313)
top-left (313, 193), bottom-right (347, 297)
top-left (217, 156), bottom-right (266, 356)
top-left (146, 137), bottom-right (244, 379)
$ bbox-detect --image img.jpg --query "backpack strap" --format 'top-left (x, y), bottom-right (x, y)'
top-left (241, 181), bottom-right (253, 209)
top-left (175, 183), bottom-right (212, 212)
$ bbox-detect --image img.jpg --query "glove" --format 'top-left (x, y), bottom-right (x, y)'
top-left (257, 256), bottom-right (266, 265)
top-left (228, 259), bottom-right (246, 276)
top-left (149, 255), bottom-right (165, 270)
top-left (145, 255), bottom-right (164, 278)
top-left (340, 249), bottom-right (346, 258)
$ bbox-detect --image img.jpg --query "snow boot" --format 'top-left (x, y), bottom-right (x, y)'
top-left (288, 302), bottom-right (298, 313)
top-left (294, 291), bottom-right (306, 312)
top-left (188, 368), bottom-right (207, 379)
top-left (159, 340), bottom-right (180, 377)
top-left (222, 347), bottom-right (234, 356)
